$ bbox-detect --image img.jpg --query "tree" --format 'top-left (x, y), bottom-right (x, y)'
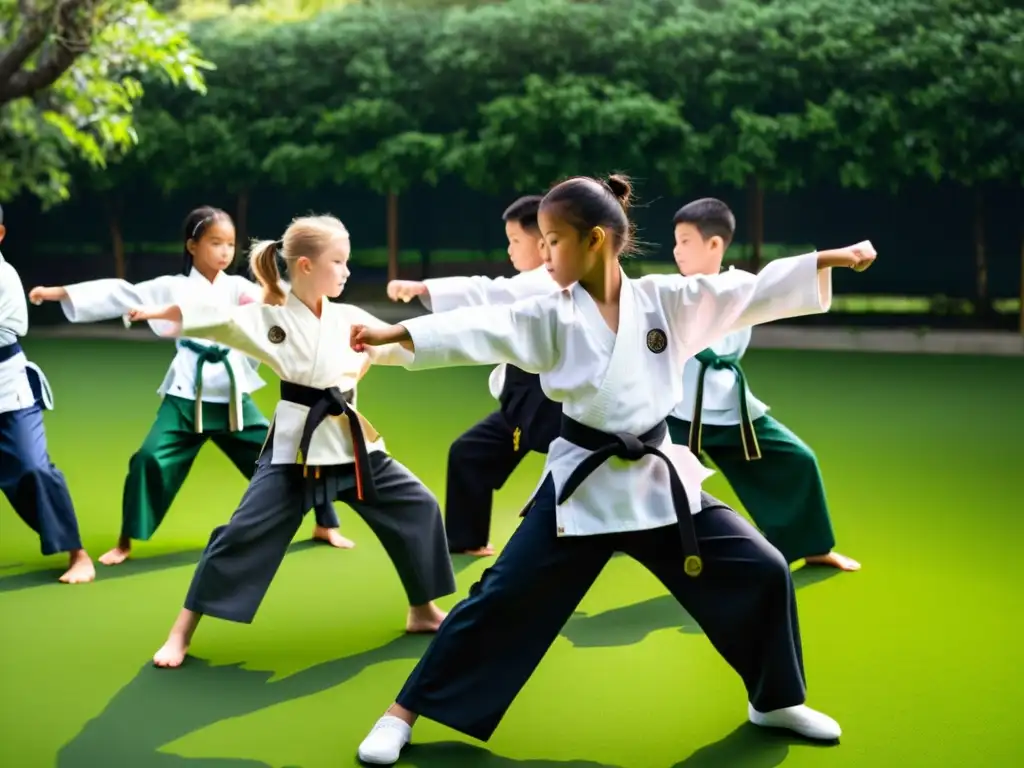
top-left (0, 0), bottom-right (210, 206)
top-left (449, 74), bottom-right (699, 195)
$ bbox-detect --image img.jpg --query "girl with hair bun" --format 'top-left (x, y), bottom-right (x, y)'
top-left (351, 173), bottom-right (877, 764)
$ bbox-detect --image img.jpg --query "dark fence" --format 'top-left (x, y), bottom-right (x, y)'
top-left (5, 179), bottom-right (1021, 329)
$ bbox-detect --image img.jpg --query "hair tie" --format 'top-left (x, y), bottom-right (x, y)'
top-left (274, 239), bottom-right (283, 248)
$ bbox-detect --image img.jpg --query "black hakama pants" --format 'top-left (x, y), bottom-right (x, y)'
top-left (443, 411), bottom-right (527, 552)
top-left (395, 476), bottom-right (807, 742)
top-left (183, 451), bottom-right (456, 623)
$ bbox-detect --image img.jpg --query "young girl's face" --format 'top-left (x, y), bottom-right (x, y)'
top-left (298, 236), bottom-right (351, 298)
top-left (673, 223), bottom-right (724, 276)
top-left (537, 209), bottom-right (602, 289)
top-left (189, 218), bottom-right (236, 274)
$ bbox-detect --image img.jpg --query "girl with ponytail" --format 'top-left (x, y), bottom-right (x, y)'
top-left (28, 207), bottom-right (350, 567)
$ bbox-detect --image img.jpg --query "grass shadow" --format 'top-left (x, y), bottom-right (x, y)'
top-left (561, 564), bottom-right (848, 648)
top-left (670, 721), bottom-right (837, 767)
top-left (57, 633), bottom-right (432, 768)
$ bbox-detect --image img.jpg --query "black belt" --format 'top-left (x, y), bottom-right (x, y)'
top-left (559, 415), bottom-right (703, 577)
top-left (279, 381), bottom-right (377, 503)
top-left (0, 342), bottom-right (23, 364)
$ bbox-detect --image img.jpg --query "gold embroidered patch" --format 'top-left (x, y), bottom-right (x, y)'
top-left (646, 328), bottom-right (667, 354)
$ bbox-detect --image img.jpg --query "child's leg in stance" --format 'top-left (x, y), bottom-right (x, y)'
top-left (357, 477), bottom-right (613, 764)
top-left (340, 453), bottom-right (459, 632)
top-left (0, 405), bottom-right (94, 583)
top-left (620, 492), bottom-right (841, 741)
top-left (708, 415), bottom-right (859, 570)
top-left (443, 411), bottom-right (525, 556)
top-left (103, 396), bottom-right (206, 565)
top-left (153, 454), bottom-right (306, 668)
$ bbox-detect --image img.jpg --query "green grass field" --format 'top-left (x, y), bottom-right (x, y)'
top-left (2, 339), bottom-right (1023, 768)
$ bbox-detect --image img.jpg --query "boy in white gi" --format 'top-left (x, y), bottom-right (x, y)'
top-left (667, 198), bottom-right (859, 570)
top-left (0, 203), bottom-right (94, 583)
top-left (350, 174), bottom-right (875, 764)
top-left (388, 195), bottom-right (561, 556)
top-left (126, 214), bottom-right (456, 668)
top-left (29, 207), bottom-right (349, 565)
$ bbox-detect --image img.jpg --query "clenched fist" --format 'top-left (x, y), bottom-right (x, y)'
top-left (386, 280), bottom-right (427, 303)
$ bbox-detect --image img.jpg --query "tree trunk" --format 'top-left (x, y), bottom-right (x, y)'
top-left (973, 186), bottom-right (990, 323)
top-left (387, 191), bottom-right (399, 282)
top-left (747, 175), bottom-right (763, 272)
top-left (235, 186), bottom-right (250, 265)
top-left (107, 198), bottom-right (126, 279)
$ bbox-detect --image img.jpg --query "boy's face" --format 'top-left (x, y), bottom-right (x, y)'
top-left (673, 222), bottom-right (724, 276)
top-left (0, 224), bottom-right (6, 245)
top-left (505, 219), bottom-right (543, 272)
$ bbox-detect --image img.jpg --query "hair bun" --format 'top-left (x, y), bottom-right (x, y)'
top-left (605, 174), bottom-right (633, 210)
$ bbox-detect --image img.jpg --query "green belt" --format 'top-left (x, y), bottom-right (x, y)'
top-left (688, 347), bottom-right (761, 461)
top-left (178, 338), bottom-right (242, 433)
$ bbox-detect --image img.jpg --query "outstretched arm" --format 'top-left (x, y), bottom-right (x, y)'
top-left (352, 294), bottom-right (560, 374)
top-left (127, 301), bottom-right (279, 371)
top-left (658, 242), bottom-right (876, 355)
top-left (30, 276), bottom-right (177, 325)
top-left (388, 268), bottom-right (557, 313)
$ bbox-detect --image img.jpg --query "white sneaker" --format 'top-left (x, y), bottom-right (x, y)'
top-left (357, 715), bottom-right (412, 765)
top-left (748, 702), bottom-right (842, 741)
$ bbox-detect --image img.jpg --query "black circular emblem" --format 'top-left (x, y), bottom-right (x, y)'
top-left (646, 328), bottom-right (667, 354)
top-left (267, 325), bottom-right (286, 344)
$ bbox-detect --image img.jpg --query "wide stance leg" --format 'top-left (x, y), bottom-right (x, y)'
top-left (621, 493), bottom-right (840, 741)
top-left (443, 411), bottom-right (525, 553)
top-left (340, 453), bottom-right (455, 608)
top-left (358, 477), bottom-right (613, 763)
top-left (0, 405), bottom-right (84, 555)
top-left (183, 458), bottom-right (306, 624)
top-left (709, 415), bottom-right (837, 563)
top-left (121, 397), bottom-right (206, 542)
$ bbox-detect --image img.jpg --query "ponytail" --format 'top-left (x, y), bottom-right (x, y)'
top-left (249, 239), bottom-right (288, 306)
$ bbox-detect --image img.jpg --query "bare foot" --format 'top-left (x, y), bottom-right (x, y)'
top-left (458, 544), bottom-right (495, 557)
top-left (312, 525), bottom-right (355, 549)
top-left (153, 636), bottom-right (190, 668)
top-left (406, 602), bottom-right (447, 633)
top-left (98, 546), bottom-right (131, 565)
top-left (805, 551), bottom-right (861, 571)
top-left (59, 549), bottom-right (95, 584)
top-left (153, 609), bottom-right (202, 668)
top-left (98, 536), bottom-right (132, 566)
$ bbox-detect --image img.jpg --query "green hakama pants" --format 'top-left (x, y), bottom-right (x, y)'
top-left (667, 414), bottom-right (836, 563)
top-left (121, 394), bottom-right (339, 540)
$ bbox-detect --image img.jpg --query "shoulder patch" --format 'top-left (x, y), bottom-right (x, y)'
top-left (646, 328), bottom-right (667, 354)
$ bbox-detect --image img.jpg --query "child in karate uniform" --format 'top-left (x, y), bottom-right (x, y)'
top-left (388, 196), bottom-right (561, 556)
top-left (666, 198), bottom-right (859, 570)
top-left (126, 214), bottom-right (456, 668)
top-left (29, 207), bottom-right (349, 565)
top-left (0, 204), bottom-right (94, 583)
top-left (350, 175), bottom-right (876, 764)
